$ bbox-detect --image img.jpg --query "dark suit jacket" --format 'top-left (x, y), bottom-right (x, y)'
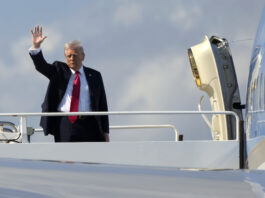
top-left (30, 51), bottom-right (109, 138)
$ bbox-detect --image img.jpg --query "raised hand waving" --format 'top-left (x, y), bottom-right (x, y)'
top-left (31, 25), bottom-right (47, 49)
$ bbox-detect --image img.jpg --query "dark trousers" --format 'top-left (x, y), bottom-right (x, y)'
top-left (55, 116), bottom-right (105, 142)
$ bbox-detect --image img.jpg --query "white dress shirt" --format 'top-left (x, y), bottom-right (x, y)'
top-left (29, 47), bottom-right (91, 112)
top-left (58, 66), bottom-right (91, 112)
top-left (29, 47), bottom-right (41, 55)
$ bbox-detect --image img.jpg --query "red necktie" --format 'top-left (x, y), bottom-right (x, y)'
top-left (69, 71), bottom-right (80, 123)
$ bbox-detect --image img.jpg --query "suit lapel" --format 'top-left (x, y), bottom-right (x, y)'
top-left (59, 67), bottom-right (72, 101)
top-left (64, 69), bottom-right (72, 92)
top-left (65, 67), bottom-right (72, 82)
top-left (84, 67), bottom-right (96, 110)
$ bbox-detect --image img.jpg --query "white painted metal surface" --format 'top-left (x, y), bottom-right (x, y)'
top-left (0, 158), bottom-right (264, 198)
top-left (246, 6), bottom-right (265, 139)
top-left (0, 140), bottom-right (239, 169)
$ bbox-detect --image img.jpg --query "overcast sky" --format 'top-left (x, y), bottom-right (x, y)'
top-left (0, 0), bottom-right (264, 141)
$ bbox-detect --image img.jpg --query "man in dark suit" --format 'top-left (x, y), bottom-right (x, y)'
top-left (29, 26), bottom-right (109, 142)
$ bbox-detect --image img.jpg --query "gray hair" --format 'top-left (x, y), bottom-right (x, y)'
top-left (64, 40), bottom-right (84, 54)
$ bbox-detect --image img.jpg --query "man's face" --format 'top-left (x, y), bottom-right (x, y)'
top-left (65, 48), bottom-right (85, 71)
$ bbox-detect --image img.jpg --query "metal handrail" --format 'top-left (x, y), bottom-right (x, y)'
top-left (0, 110), bottom-right (240, 142)
top-left (35, 124), bottom-right (180, 141)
